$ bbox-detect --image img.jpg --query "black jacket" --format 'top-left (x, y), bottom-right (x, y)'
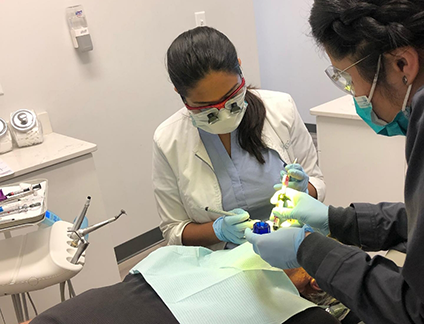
top-left (298, 86), bottom-right (424, 324)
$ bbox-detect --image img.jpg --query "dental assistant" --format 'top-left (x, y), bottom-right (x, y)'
top-left (153, 26), bottom-right (325, 250)
top-left (246, 1), bottom-right (424, 323)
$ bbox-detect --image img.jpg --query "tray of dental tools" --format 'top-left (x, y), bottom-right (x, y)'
top-left (0, 179), bottom-right (47, 231)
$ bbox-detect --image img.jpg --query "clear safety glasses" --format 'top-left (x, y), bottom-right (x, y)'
top-left (184, 77), bottom-right (246, 114)
top-left (325, 55), bottom-right (371, 96)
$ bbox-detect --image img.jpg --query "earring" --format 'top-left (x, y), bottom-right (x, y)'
top-left (403, 76), bottom-right (408, 85)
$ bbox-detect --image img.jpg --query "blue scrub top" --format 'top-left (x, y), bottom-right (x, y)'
top-left (199, 129), bottom-right (285, 221)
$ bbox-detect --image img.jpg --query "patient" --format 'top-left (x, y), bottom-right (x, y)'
top-left (283, 268), bottom-right (361, 323)
top-left (25, 244), bottom-right (358, 324)
top-left (24, 271), bottom-right (337, 324)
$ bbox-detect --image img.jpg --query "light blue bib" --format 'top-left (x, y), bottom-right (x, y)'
top-left (131, 244), bottom-right (315, 324)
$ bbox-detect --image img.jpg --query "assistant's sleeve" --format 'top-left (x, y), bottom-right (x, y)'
top-left (298, 233), bottom-right (424, 324)
top-left (152, 138), bottom-right (191, 245)
top-left (329, 202), bottom-right (407, 251)
top-left (287, 97), bottom-right (326, 202)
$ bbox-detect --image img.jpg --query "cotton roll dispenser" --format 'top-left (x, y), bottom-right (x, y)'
top-left (10, 109), bottom-right (44, 147)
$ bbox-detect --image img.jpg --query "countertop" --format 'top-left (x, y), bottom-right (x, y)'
top-left (0, 112), bottom-right (96, 182)
top-left (310, 95), bottom-right (361, 120)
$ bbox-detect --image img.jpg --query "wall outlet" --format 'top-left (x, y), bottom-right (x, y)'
top-left (195, 11), bottom-right (206, 27)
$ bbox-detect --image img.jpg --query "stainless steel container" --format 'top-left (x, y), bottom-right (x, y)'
top-left (0, 118), bottom-right (13, 154)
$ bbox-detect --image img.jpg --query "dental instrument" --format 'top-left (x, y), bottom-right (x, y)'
top-left (6, 183), bottom-right (42, 197)
top-left (70, 240), bottom-right (90, 264)
top-left (272, 158), bottom-right (298, 231)
top-left (273, 174), bottom-right (290, 230)
top-left (205, 207), bottom-right (237, 216)
top-left (0, 201), bottom-right (20, 213)
top-left (205, 207), bottom-right (253, 221)
top-left (69, 196), bottom-right (91, 232)
top-left (0, 202), bottom-right (41, 217)
top-left (0, 196), bottom-right (41, 213)
top-left (69, 209), bottom-right (126, 246)
top-left (0, 187), bottom-right (41, 205)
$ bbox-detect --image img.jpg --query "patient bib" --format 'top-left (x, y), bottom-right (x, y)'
top-left (131, 243), bottom-right (315, 324)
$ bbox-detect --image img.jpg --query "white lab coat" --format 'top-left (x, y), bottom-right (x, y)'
top-left (153, 90), bottom-right (325, 250)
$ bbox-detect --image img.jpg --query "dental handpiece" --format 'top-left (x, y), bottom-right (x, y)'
top-left (70, 196), bottom-right (91, 232)
top-left (77, 209), bottom-right (126, 237)
top-left (70, 209), bottom-right (126, 246)
top-left (70, 240), bottom-right (90, 264)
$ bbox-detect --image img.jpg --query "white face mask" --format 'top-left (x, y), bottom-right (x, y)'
top-left (188, 86), bottom-right (248, 134)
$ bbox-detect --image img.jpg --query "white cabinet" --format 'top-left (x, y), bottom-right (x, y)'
top-left (310, 95), bottom-right (406, 207)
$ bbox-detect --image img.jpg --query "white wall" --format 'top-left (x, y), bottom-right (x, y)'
top-left (253, 0), bottom-right (343, 124)
top-left (0, 0), bottom-right (261, 248)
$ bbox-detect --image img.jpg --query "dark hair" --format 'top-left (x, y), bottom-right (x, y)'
top-left (309, 0), bottom-right (424, 84)
top-left (166, 26), bottom-right (267, 164)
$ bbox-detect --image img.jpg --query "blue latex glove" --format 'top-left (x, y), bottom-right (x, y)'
top-left (273, 164), bottom-right (309, 193)
top-left (245, 225), bottom-right (314, 269)
top-left (213, 208), bottom-right (253, 245)
top-left (271, 188), bottom-right (329, 235)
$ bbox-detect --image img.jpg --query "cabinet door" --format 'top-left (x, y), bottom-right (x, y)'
top-left (317, 116), bottom-right (406, 206)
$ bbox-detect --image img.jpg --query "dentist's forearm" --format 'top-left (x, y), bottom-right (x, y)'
top-left (308, 182), bottom-right (317, 198)
top-left (182, 222), bottom-right (221, 247)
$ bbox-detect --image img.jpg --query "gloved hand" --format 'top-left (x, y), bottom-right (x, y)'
top-left (271, 188), bottom-right (329, 235)
top-left (213, 208), bottom-right (253, 245)
top-left (273, 164), bottom-right (309, 193)
top-left (245, 225), bottom-right (314, 269)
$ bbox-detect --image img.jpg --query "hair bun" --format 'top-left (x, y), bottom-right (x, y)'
top-left (340, 2), bottom-right (377, 25)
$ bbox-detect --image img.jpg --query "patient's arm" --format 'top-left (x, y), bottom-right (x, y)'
top-left (21, 321), bottom-right (31, 324)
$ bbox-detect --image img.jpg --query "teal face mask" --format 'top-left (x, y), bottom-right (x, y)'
top-left (353, 55), bottom-right (413, 137)
top-left (354, 94), bottom-right (411, 136)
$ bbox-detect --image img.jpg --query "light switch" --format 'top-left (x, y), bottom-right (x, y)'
top-left (195, 11), bottom-right (206, 27)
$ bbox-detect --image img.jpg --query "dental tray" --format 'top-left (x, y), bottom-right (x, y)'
top-left (0, 179), bottom-right (47, 231)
